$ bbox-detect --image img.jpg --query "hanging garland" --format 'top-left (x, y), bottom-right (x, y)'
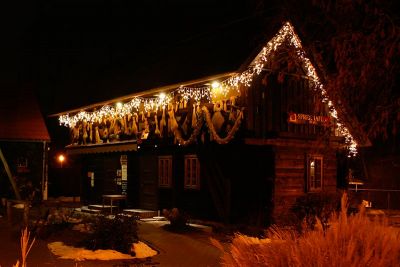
top-left (202, 106), bottom-right (244, 145)
top-left (170, 106), bottom-right (244, 146)
top-left (172, 113), bottom-right (205, 146)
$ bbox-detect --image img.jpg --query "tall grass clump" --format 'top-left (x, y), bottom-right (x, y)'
top-left (13, 227), bottom-right (36, 267)
top-left (213, 193), bottom-right (400, 266)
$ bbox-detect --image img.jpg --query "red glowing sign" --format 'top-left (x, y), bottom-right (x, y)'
top-left (288, 112), bottom-right (331, 126)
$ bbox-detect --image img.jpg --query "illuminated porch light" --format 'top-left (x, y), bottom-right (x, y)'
top-left (58, 154), bottom-right (65, 168)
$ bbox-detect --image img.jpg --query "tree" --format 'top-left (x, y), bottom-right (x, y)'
top-left (278, 0), bottom-right (400, 149)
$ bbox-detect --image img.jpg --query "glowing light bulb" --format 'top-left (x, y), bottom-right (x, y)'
top-left (211, 82), bottom-right (220, 89)
top-left (58, 155), bottom-right (65, 162)
top-left (58, 154), bottom-right (65, 167)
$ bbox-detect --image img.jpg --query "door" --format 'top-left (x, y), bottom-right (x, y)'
top-left (139, 154), bottom-right (158, 210)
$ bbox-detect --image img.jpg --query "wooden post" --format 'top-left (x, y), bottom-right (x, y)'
top-left (23, 202), bottom-right (30, 226)
top-left (42, 141), bottom-right (48, 201)
top-left (6, 200), bottom-right (13, 224)
top-left (0, 148), bottom-right (21, 200)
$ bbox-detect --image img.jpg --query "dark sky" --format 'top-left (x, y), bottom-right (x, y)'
top-left (2, 0), bottom-right (283, 116)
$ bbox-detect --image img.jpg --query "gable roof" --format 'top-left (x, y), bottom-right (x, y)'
top-left (54, 21), bottom-right (368, 155)
top-left (0, 88), bottom-right (50, 142)
top-left (224, 21), bottom-right (364, 155)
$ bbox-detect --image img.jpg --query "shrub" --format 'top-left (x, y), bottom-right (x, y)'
top-left (32, 207), bottom-right (75, 239)
top-left (213, 193), bottom-right (400, 266)
top-left (162, 208), bottom-right (188, 230)
top-left (291, 192), bottom-right (341, 231)
top-left (81, 214), bottom-right (138, 254)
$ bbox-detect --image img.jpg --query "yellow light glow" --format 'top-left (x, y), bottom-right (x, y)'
top-left (116, 102), bottom-right (123, 109)
top-left (211, 81), bottom-right (220, 89)
top-left (58, 154), bottom-right (65, 163)
top-left (158, 93), bottom-right (166, 100)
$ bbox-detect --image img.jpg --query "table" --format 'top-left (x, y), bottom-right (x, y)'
top-left (349, 181), bottom-right (364, 192)
top-left (102, 194), bottom-right (127, 214)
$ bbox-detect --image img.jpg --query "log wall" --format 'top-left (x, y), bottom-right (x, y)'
top-left (270, 140), bottom-right (338, 225)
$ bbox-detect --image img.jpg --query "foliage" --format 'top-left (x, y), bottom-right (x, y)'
top-left (32, 207), bottom-right (77, 239)
top-left (213, 193), bottom-right (400, 266)
top-left (80, 214), bottom-right (138, 254)
top-left (18, 179), bottom-right (40, 204)
top-left (281, 0), bottom-right (400, 145)
top-left (290, 192), bottom-right (341, 231)
top-left (320, 1), bottom-right (399, 142)
top-left (162, 208), bottom-right (188, 230)
top-left (14, 227), bottom-right (35, 267)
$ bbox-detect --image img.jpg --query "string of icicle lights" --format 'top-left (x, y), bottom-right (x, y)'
top-left (59, 21), bottom-right (357, 156)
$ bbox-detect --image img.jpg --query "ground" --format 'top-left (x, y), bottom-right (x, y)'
top-left (0, 209), bottom-right (224, 267)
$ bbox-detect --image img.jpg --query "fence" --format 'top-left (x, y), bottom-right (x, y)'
top-left (348, 188), bottom-right (400, 210)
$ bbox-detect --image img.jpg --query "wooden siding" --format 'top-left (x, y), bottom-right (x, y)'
top-left (272, 141), bottom-right (338, 224)
top-left (243, 70), bottom-right (336, 139)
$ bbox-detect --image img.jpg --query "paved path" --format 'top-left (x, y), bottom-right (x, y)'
top-left (138, 221), bottom-right (221, 267)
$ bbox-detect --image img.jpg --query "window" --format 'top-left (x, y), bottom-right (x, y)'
top-left (16, 157), bottom-right (28, 168)
top-left (158, 156), bottom-right (172, 187)
top-left (307, 155), bottom-right (323, 191)
top-left (16, 157), bottom-right (29, 173)
top-left (184, 155), bottom-right (200, 189)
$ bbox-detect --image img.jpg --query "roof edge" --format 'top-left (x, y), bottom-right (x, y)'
top-left (49, 71), bottom-right (237, 117)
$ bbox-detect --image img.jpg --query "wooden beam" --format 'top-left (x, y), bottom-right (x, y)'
top-left (0, 148), bottom-right (21, 200)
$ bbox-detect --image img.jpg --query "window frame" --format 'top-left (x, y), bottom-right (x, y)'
top-left (158, 155), bottom-right (173, 188)
top-left (184, 154), bottom-right (200, 190)
top-left (307, 155), bottom-right (323, 192)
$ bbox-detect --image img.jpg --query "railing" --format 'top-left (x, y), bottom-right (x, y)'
top-left (348, 188), bottom-right (400, 210)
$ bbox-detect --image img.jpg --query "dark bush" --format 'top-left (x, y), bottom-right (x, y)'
top-left (81, 214), bottom-right (138, 254)
top-left (162, 208), bottom-right (188, 230)
top-left (291, 192), bottom-right (341, 231)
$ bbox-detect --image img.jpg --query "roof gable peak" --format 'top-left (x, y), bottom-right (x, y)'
top-left (227, 21), bottom-right (358, 156)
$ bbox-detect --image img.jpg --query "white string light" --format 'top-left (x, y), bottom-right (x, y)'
top-left (59, 21), bottom-right (357, 156)
top-left (177, 86), bottom-right (211, 102)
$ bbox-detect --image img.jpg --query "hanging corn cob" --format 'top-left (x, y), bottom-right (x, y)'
top-left (154, 114), bottom-right (160, 136)
top-left (89, 122), bottom-right (93, 143)
top-left (132, 113), bottom-right (138, 135)
top-left (191, 103), bottom-right (197, 128)
top-left (160, 106), bottom-right (166, 137)
top-left (211, 100), bottom-right (224, 133)
top-left (94, 124), bottom-right (101, 143)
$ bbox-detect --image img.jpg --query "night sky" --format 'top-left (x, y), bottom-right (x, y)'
top-left (2, 0), bottom-right (282, 116)
top-left (4, 0), bottom-right (397, 148)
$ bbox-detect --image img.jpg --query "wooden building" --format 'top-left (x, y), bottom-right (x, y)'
top-left (54, 22), bottom-right (366, 225)
top-left (0, 88), bottom-right (51, 202)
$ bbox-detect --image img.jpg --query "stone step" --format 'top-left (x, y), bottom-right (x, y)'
top-left (88, 204), bottom-right (117, 211)
top-left (78, 206), bottom-right (101, 214)
top-left (122, 209), bottom-right (158, 219)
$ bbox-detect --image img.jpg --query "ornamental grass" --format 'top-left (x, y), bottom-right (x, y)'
top-left (212, 193), bottom-right (400, 267)
top-left (13, 227), bottom-right (35, 267)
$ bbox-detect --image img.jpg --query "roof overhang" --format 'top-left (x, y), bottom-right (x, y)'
top-left (66, 140), bottom-right (137, 155)
top-left (50, 71), bottom-right (236, 117)
top-left (0, 139), bottom-right (49, 143)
